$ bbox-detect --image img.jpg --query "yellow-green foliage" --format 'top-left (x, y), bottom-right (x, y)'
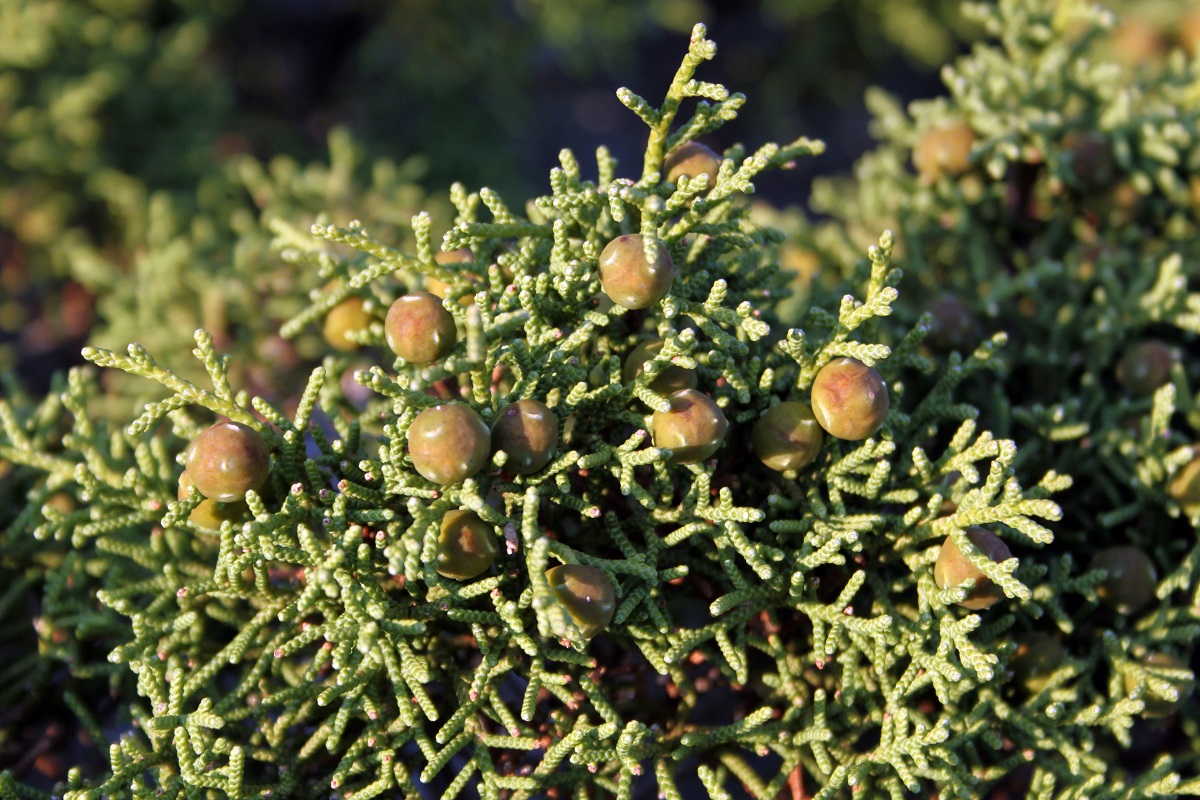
top-left (3, 2), bottom-right (1200, 799)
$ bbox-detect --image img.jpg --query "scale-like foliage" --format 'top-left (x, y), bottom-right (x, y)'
top-left (2, 4), bottom-right (1199, 799)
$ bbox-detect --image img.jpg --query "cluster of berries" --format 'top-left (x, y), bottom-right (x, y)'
top-left (190, 144), bottom-right (904, 644)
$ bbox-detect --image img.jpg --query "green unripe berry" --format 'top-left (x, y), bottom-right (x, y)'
top-left (623, 338), bottom-right (697, 396)
top-left (437, 510), bottom-right (499, 580)
top-left (664, 141), bottom-right (721, 186)
top-left (1125, 652), bottom-right (1191, 718)
top-left (1089, 546), bottom-right (1157, 615)
top-left (545, 564), bottom-right (616, 640)
top-left (1116, 339), bottom-right (1176, 397)
top-left (1011, 632), bottom-right (1067, 694)
top-left (407, 404), bottom-right (491, 485)
top-left (750, 401), bottom-right (824, 472)
top-left (185, 422), bottom-right (270, 503)
top-left (651, 389), bottom-right (729, 464)
top-left (925, 293), bottom-right (979, 353)
top-left (597, 234), bottom-right (674, 310)
top-left (323, 296), bottom-right (374, 352)
top-left (384, 291), bottom-right (457, 363)
top-left (178, 472), bottom-right (248, 532)
top-left (934, 526), bottom-right (1012, 610)
top-left (491, 399), bottom-right (558, 475)
top-left (810, 357), bottom-right (889, 441)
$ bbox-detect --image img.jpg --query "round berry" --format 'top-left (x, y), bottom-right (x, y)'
top-left (810, 357), bottom-right (889, 441)
top-left (1061, 131), bottom-right (1116, 189)
top-left (434, 248), bottom-right (473, 266)
top-left (651, 389), bottom-right (729, 464)
top-left (664, 141), bottom-right (721, 186)
top-left (323, 296), bottom-right (373, 352)
top-left (427, 249), bottom-right (479, 307)
top-left (750, 401), bottom-right (824, 472)
top-left (622, 338), bottom-right (697, 396)
top-left (545, 564), bottom-right (616, 640)
top-left (185, 422), bottom-right (270, 503)
top-left (384, 291), bottom-right (457, 363)
top-left (1111, 18), bottom-right (1166, 68)
top-left (178, 472), bottom-right (248, 532)
top-left (1089, 546), bottom-right (1157, 615)
top-left (934, 526), bottom-right (1012, 610)
top-left (1010, 632), bottom-right (1067, 694)
top-left (1168, 453), bottom-right (1200, 515)
top-left (1116, 340), bottom-right (1176, 397)
top-left (437, 510), bottom-right (499, 580)
top-left (407, 404), bottom-right (490, 485)
top-left (913, 123), bottom-right (975, 184)
top-left (1182, 10), bottom-right (1200, 57)
top-left (39, 492), bottom-right (74, 515)
top-left (597, 235), bottom-right (674, 310)
top-left (925, 293), bottom-right (979, 353)
top-left (491, 399), bottom-right (558, 475)
top-left (1125, 652), bottom-right (1191, 718)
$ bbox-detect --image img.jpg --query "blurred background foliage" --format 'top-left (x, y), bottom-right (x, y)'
top-left (1, 0), bottom-right (1196, 394)
top-left (0, 0), bottom-right (977, 391)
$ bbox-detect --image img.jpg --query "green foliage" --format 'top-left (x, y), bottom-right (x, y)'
top-left (2, 20), bottom-right (1061, 798)
top-left (807, 0), bottom-right (1200, 792)
top-left (4, 1), bottom-right (1200, 798)
top-left (0, 0), bottom-right (237, 249)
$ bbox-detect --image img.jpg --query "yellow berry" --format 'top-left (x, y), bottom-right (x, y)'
top-left (323, 296), bottom-right (374, 352)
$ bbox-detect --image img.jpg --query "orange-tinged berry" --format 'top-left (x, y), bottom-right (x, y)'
top-left (651, 389), bottom-right (729, 464)
top-left (914, 123), bottom-right (975, 184)
top-left (178, 471), bottom-right (249, 531)
top-left (427, 249), bottom-right (479, 306)
top-left (664, 141), bottom-right (722, 186)
top-left (1168, 453), bottom-right (1200, 516)
top-left (384, 291), bottom-right (457, 363)
top-left (810, 357), bottom-right (889, 441)
top-left (184, 422), bottom-right (270, 503)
